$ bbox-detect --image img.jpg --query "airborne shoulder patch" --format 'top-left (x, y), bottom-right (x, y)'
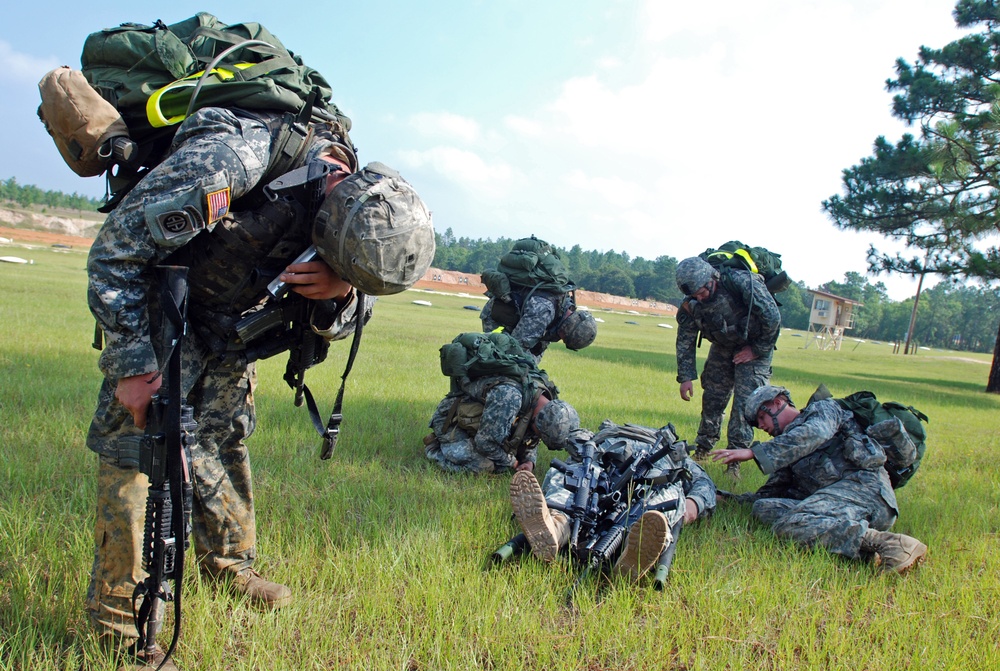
top-left (206, 187), bottom-right (231, 224)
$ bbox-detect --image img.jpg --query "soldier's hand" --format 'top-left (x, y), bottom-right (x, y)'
top-left (711, 448), bottom-right (755, 465)
top-left (515, 461), bottom-right (535, 473)
top-left (115, 372), bottom-right (162, 429)
top-left (732, 346), bottom-right (757, 365)
top-left (279, 260), bottom-right (353, 300)
top-left (679, 380), bottom-right (695, 401)
top-left (683, 497), bottom-right (699, 524)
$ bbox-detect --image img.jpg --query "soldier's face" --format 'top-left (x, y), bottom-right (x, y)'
top-left (692, 280), bottom-right (716, 303)
top-left (756, 397), bottom-right (788, 436)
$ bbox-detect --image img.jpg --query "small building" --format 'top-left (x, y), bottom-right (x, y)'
top-left (805, 289), bottom-right (861, 351)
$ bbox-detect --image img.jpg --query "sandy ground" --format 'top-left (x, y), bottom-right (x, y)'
top-left (0, 225), bottom-right (94, 249)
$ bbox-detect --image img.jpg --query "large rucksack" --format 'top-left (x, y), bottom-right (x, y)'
top-left (808, 385), bottom-right (929, 489)
top-left (440, 331), bottom-right (540, 382)
top-left (700, 241), bottom-right (790, 296)
top-left (836, 391), bottom-right (929, 489)
top-left (38, 13), bottom-right (349, 209)
top-left (481, 236), bottom-right (576, 330)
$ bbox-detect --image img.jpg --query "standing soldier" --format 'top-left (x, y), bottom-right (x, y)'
top-left (674, 256), bottom-right (780, 477)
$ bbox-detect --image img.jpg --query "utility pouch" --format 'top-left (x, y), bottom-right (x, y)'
top-left (455, 400), bottom-right (484, 434)
top-left (37, 66), bottom-right (133, 177)
top-left (489, 299), bottom-right (520, 328)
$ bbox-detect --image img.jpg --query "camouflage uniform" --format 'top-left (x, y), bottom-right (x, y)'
top-left (481, 293), bottom-right (559, 362)
top-left (675, 269), bottom-right (780, 452)
top-left (542, 422), bottom-right (717, 532)
top-left (85, 106), bottom-right (371, 640)
top-left (426, 377), bottom-right (537, 474)
top-left (748, 399), bottom-right (899, 559)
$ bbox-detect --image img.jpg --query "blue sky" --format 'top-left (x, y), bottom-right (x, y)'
top-left (0, 0), bottom-right (974, 300)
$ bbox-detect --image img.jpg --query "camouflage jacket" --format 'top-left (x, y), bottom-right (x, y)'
top-left (87, 107), bottom-right (368, 380)
top-left (750, 399), bottom-right (896, 504)
top-left (675, 269), bottom-right (780, 382)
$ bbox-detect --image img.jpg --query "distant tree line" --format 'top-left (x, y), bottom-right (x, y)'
top-left (1, 177), bottom-right (102, 211)
top-left (434, 229), bottom-right (999, 354)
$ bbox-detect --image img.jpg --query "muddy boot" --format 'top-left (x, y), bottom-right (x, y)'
top-left (614, 510), bottom-right (669, 581)
top-left (510, 470), bottom-right (569, 562)
top-left (726, 462), bottom-right (741, 480)
top-left (861, 529), bottom-right (928, 574)
top-left (230, 568), bottom-right (293, 609)
top-left (692, 446), bottom-right (712, 461)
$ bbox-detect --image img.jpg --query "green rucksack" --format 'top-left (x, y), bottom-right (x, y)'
top-left (481, 236), bottom-right (573, 301)
top-left (836, 391), bottom-right (928, 489)
top-left (73, 13), bottom-right (348, 209)
top-left (808, 385), bottom-right (928, 489)
top-left (440, 332), bottom-right (540, 382)
top-left (700, 241), bottom-right (790, 296)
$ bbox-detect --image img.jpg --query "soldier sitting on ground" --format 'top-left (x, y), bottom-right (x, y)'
top-left (711, 386), bottom-right (928, 573)
top-left (425, 332), bottom-right (565, 474)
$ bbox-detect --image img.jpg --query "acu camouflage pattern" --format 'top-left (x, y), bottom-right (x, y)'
top-left (541, 421), bottom-right (717, 529)
top-left (85, 106), bottom-right (368, 639)
top-left (481, 292), bottom-right (558, 362)
top-left (748, 399), bottom-right (899, 559)
top-left (675, 268), bottom-right (780, 452)
top-left (426, 377), bottom-right (535, 474)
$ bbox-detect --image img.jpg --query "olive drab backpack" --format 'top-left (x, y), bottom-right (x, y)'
top-left (836, 391), bottom-right (929, 489)
top-left (808, 385), bottom-right (929, 489)
top-left (37, 12), bottom-right (350, 211)
top-left (700, 241), bottom-right (790, 298)
top-left (481, 236), bottom-right (576, 329)
top-left (440, 332), bottom-right (540, 383)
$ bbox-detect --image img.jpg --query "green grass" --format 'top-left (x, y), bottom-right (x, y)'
top-left (1, 249), bottom-right (998, 670)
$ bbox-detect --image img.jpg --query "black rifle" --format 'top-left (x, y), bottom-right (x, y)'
top-left (233, 243), bottom-right (366, 460)
top-left (132, 266), bottom-right (196, 669)
top-left (547, 438), bottom-right (605, 549)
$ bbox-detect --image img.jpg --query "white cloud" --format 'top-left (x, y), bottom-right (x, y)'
top-left (563, 169), bottom-right (649, 204)
top-left (0, 39), bottom-right (61, 83)
top-left (503, 115), bottom-right (544, 138)
top-left (409, 112), bottom-right (481, 144)
top-left (397, 146), bottom-right (515, 198)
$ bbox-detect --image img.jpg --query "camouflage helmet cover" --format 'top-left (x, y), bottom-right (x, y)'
top-left (534, 399), bottom-right (580, 450)
top-left (313, 162), bottom-right (435, 295)
top-left (559, 309), bottom-right (597, 350)
top-left (743, 385), bottom-right (793, 425)
top-left (675, 256), bottom-right (719, 296)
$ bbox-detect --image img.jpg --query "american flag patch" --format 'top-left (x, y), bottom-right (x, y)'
top-left (206, 187), bottom-right (231, 224)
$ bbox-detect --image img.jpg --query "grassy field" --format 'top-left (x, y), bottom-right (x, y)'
top-left (1, 248), bottom-right (998, 671)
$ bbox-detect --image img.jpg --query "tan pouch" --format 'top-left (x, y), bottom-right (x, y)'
top-left (37, 66), bottom-right (129, 177)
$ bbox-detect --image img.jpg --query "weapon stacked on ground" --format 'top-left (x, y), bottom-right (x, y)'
top-left (492, 429), bottom-right (690, 591)
top-left (132, 266), bottom-right (197, 669)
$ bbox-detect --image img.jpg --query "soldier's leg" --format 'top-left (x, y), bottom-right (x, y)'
top-left (428, 434), bottom-right (497, 474)
top-left (751, 497), bottom-right (802, 526)
top-left (186, 361), bottom-right (257, 576)
top-left (727, 354), bottom-right (772, 449)
top-left (762, 476), bottom-right (895, 560)
top-left (86, 376), bottom-right (149, 643)
top-left (696, 345), bottom-right (735, 454)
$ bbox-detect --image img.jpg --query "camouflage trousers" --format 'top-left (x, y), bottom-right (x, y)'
top-left (696, 344), bottom-right (772, 451)
top-left (86, 354), bottom-right (258, 640)
top-left (425, 379), bottom-right (523, 474)
top-left (751, 470), bottom-right (898, 559)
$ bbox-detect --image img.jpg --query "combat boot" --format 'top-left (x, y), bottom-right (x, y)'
top-left (614, 510), bottom-right (669, 581)
top-left (510, 470), bottom-right (569, 562)
top-left (861, 529), bottom-right (928, 574)
top-left (230, 567), bottom-right (293, 609)
top-left (726, 462), bottom-right (741, 480)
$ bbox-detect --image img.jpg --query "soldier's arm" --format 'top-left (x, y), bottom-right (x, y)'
top-left (751, 403), bottom-right (846, 473)
top-left (674, 310), bottom-right (699, 383)
top-left (510, 295), bottom-right (557, 350)
top-left (88, 109), bottom-right (274, 379)
top-left (748, 276), bottom-right (781, 358)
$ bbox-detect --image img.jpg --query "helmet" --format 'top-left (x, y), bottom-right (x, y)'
top-left (743, 385), bottom-right (793, 425)
top-left (558, 309), bottom-right (597, 350)
top-left (675, 257), bottom-right (719, 296)
top-left (313, 162), bottom-right (435, 295)
top-left (534, 400), bottom-right (580, 450)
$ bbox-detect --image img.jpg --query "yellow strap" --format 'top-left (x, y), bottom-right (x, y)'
top-left (145, 63), bottom-right (254, 128)
top-left (733, 249), bottom-right (758, 273)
